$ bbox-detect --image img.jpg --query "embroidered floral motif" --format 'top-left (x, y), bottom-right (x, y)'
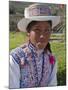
top-left (27, 53), bottom-right (33, 61)
top-left (20, 58), bottom-right (25, 65)
top-left (10, 42), bottom-right (55, 88)
top-left (49, 55), bottom-right (55, 64)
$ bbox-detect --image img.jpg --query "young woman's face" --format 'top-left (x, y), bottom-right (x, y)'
top-left (28, 21), bottom-right (52, 49)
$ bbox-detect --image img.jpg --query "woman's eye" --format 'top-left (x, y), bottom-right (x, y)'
top-left (35, 29), bottom-right (40, 32)
top-left (44, 29), bottom-right (51, 33)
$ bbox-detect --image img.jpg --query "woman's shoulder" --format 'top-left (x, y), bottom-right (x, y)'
top-left (10, 43), bottom-right (28, 54)
top-left (10, 42), bottom-right (31, 59)
top-left (10, 43), bottom-right (29, 64)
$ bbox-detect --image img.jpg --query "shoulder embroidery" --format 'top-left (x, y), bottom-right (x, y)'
top-left (20, 43), bottom-right (27, 49)
top-left (47, 50), bottom-right (55, 65)
top-left (20, 43), bottom-right (31, 54)
top-left (10, 47), bottom-right (25, 65)
top-left (10, 43), bottom-right (32, 66)
top-left (49, 54), bottom-right (55, 64)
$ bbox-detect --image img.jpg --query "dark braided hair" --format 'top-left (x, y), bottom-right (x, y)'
top-left (44, 42), bottom-right (52, 53)
top-left (26, 21), bottom-right (52, 53)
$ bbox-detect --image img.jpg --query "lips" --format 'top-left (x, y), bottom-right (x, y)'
top-left (39, 39), bottom-right (45, 43)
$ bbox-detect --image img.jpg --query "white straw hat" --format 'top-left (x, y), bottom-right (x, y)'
top-left (17, 4), bottom-right (60, 32)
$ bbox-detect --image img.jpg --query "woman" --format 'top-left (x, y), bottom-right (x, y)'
top-left (9, 4), bottom-right (60, 88)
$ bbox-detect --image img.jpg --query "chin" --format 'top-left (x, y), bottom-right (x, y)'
top-left (37, 43), bottom-right (46, 49)
top-left (36, 42), bottom-right (47, 49)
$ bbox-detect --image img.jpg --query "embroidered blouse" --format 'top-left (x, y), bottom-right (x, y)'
top-left (9, 42), bottom-right (57, 88)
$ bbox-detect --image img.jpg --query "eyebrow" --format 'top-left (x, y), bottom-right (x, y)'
top-left (32, 26), bottom-right (51, 30)
top-left (33, 25), bottom-right (40, 28)
top-left (32, 26), bottom-right (40, 30)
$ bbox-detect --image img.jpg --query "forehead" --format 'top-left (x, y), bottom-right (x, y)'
top-left (31, 21), bottom-right (51, 29)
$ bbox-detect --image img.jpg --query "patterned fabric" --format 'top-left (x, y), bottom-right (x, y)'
top-left (10, 42), bottom-right (56, 88)
top-left (27, 4), bottom-right (51, 17)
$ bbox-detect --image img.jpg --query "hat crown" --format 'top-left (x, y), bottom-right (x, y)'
top-left (24, 4), bottom-right (52, 18)
top-left (18, 4), bottom-right (60, 32)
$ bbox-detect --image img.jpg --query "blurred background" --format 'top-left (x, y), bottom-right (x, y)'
top-left (9, 1), bottom-right (66, 86)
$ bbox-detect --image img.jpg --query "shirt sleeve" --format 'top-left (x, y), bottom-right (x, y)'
top-left (48, 61), bottom-right (57, 86)
top-left (9, 55), bottom-right (20, 89)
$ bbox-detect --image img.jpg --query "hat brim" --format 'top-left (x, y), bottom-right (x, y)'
top-left (17, 16), bottom-right (60, 32)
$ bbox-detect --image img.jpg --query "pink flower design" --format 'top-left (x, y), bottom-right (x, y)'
top-left (49, 55), bottom-right (55, 64)
top-left (20, 58), bottom-right (25, 68)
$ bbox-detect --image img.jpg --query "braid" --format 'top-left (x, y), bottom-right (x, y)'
top-left (44, 42), bottom-right (52, 53)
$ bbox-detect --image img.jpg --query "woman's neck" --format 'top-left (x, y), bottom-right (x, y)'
top-left (29, 40), bottom-right (45, 51)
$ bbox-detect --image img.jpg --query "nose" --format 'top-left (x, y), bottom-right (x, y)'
top-left (40, 35), bottom-right (44, 38)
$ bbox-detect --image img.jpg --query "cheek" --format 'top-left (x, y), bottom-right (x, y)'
top-left (44, 34), bottom-right (51, 41)
top-left (29, 31), bottom-right (36, 41)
